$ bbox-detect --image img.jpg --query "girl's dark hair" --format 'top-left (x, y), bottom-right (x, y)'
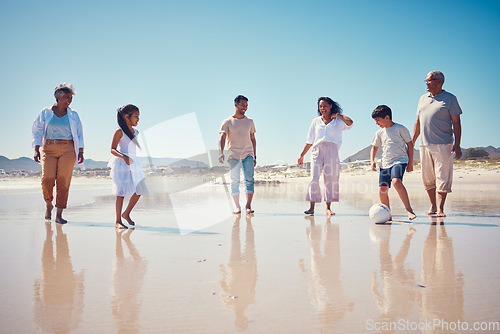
top-left (117, 104), bottom-right (140, 144)
top-left (317, 97), bottom-right (343, 116)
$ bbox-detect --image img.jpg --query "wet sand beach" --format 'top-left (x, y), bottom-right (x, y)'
top-left (0, 170), bottom-right (499, 333)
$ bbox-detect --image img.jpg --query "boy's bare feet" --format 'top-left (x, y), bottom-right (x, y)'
top-left (121, 213), bottom-right (135, 226)
top-left (304, 209), bottom-right (314, 215)
top-left (407, 211), bottom-right (417, 220)
top-left (45, 204), bottom-right (53, 221)
top-left (115, 221), bottom-right (128, 229)
top-left (245, 208), bottom-right (254, 214)
top-left (233, 209), bottom-right (241, 215)
top-left (326, 209), bottom-right (335, 217)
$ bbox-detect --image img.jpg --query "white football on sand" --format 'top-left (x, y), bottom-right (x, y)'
top-left (369, 203), bottom-right (391, 224)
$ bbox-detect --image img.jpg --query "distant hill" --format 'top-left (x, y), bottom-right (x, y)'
top-left (343, 145), bottom-right (500, 163)
top-left (0, 155), bottom-right (209, 172)
top-left (475, 146), bottom-right (500, 157)
top-left (0, 156), bottom-right (41, 172)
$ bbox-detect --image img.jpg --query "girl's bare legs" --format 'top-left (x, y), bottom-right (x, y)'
top-left (304, 202), bottom-right (315, 215)
top-left (122, 193), bottom-right (141, 226)
top-left (115, 196), bottom-right (128, 229)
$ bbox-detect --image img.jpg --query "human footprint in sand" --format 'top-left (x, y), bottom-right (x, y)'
top-left (370, 105), bottom-right (416, 221)
top-left (109, 105), bottom-right (147, 229)
top-left (298, 97), bottom-right (353, 217)
top-left (219, 95), bottom-right (257, 215)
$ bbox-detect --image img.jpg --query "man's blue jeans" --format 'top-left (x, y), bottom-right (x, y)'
top-left (228, 156), bottom-right (254, 195)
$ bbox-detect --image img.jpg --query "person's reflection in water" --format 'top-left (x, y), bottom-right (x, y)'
top-left (299, 216), bottom-right (354, 331)
top-left (219, 214), bottom-right (257, 332)
top-left (112, 228), bottom-right (147, 334)
top-left (33, 222), bottom-right (85, 333)
top-left (370, 224), bottom-right (417, 326)
top-left (419, 217), bottom-right (464, 332)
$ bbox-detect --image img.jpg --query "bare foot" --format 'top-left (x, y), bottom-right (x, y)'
top-left (115, 221), bottom-right (128, 229)
top-left (436, 211), bottom-right (446, 217)
top-left (407, 211), bottom-right (417, 220)
top-left (407, 227), bottom-right (416, 236)
top-left (326, 209), bottom-right (335, 217)
top-left (45, 204), bottom-right (53, 221)
top-left (55, 216), bottom-right (67, 225)
top-left (426, 206), bottom-right (437, 216)
top-left (304, 209), bottom-right (314, 215)
top-left (245, 207), bottom-right (254, 214)
top-left (121, 213), bottom-right (135, 226)
top-left (233, 209), bottom-right (241, 215)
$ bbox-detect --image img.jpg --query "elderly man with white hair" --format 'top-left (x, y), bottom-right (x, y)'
top-left (412, 71), bottom-right (462, 217)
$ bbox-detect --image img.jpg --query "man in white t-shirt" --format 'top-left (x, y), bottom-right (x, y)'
top-left (370, 105), bottom-right (416, 221)
top-left (219, 95), bottom-right (257, 214)
top-left (412, 71), bottom-right (462, 217)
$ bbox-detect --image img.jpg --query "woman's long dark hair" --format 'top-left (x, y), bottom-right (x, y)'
top-left (117, 104), bottom-right (140, 146)
top-left (317, 97), bottom-right (343, 116)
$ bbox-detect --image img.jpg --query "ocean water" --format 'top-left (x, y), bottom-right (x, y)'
top-left (0, 176), bottom-right (499, 333)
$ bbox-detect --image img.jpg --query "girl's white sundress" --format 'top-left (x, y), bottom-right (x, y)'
top-left (108, 129), bottom-right (147, 196)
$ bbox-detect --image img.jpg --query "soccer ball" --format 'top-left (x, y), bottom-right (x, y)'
top-left (369, 203), bottom-right (391, 224)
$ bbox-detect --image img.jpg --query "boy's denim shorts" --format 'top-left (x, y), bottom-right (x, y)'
top-left (379, 163), bottom-right (407, 188)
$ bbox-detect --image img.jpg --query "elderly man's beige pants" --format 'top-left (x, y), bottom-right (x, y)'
top-left (420, 144), bottom-right (454, 193)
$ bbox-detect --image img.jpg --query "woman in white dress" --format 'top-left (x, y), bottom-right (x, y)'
top-left (109, 104), bottom-right (147, 229)
top-left (298, 97), bottom-right (353, 216)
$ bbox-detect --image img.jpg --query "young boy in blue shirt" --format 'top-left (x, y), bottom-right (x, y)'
top-left (370, 105), bottom-right (416, 221)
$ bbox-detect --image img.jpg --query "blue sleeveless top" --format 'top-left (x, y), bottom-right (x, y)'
top-left (46, 114), bottom-right (73, 140)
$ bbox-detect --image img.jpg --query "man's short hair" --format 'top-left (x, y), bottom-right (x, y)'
top-left (372, 105), bottom-right (392, 120)
top-left (234, 95), bottom-right (248, 104)
top-left (428, 70), bottom-right (445, 83)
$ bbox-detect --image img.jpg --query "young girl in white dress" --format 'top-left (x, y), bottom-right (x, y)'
top-left (109, 104), bottom-right (147, 229)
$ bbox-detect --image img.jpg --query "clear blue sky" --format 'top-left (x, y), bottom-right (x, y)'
top-left (1, 0), bottom-right (499, 166)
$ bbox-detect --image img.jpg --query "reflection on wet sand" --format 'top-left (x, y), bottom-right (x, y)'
top-left (419, 218), bottom-right (464, 333)
top-left (300, 216), bottom-right (354, 331)
top-left (370, 224), bottom-right (417, 326)
top-left (112, 229), bottom-right (147, 334)
top-left (33, 222), bottom-right (85, 333)
top-left (219, 214), bottom-right (257, 332)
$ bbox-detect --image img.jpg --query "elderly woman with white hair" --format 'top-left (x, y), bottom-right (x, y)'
top-left (32, 83), bottom-right (84, 224)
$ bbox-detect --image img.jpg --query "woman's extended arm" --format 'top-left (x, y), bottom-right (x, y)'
top-left (298, 144), bottom-right (313, 166)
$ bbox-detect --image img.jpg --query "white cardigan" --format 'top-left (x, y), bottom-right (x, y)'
top-left (32, 106), bottom-right (85, 167)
